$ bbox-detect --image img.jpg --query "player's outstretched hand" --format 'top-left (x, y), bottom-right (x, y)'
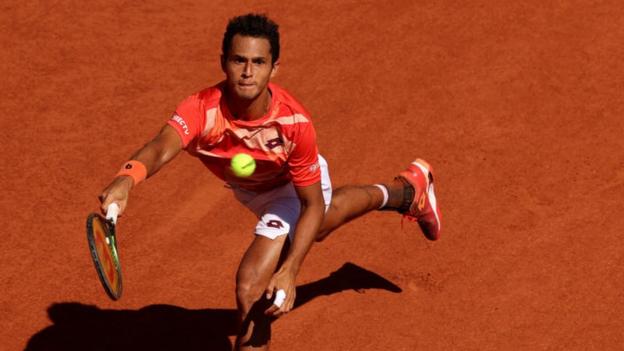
top-left (264, 267), bottom-right (297, 317)
top-left (99, 176), bottom-right (133, 216)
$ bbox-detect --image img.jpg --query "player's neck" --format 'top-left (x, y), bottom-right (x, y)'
top-left (226, 89), bottom-right (271, 121)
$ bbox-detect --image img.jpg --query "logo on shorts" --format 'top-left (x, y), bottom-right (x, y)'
top-left (172, 114), bottom-right (190, 135)
top-left (266, 220), bottom-right (284, 229)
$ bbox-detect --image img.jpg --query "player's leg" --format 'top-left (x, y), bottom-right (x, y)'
top-left (316, 180), bottom-right (404, 241)
top-left (232, 184), bottom-right (303, 350)
top-left (317, 158), bottom-right (441, 241)
top-left (235, 234), bottom-right (288, 351)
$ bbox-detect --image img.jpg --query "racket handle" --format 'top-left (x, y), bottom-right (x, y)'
top-left (106, 203), bottom-right (120, 224)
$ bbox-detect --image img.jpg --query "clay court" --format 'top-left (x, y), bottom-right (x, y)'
top-left (2, 1), bottom-right (623, 350)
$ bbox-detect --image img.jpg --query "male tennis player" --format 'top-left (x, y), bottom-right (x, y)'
top-left (99, 13), bottom-right (441, 350)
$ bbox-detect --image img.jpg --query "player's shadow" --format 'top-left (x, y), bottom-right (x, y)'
top-left (25, 262), bottom-right (401, 351)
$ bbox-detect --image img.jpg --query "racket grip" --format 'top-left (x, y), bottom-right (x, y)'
top-left (106, 203), bottom-right (120, 224)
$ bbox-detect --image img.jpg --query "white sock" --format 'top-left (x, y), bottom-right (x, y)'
top-left (373, 184), bottom-right (389, 209)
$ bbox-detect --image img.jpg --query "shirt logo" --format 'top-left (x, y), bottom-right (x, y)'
top-left (265, 137), bottom-right (284, 150)
top-left (308, 162), bottom-right (320, 173)
top-left (172, 114), bottom-right (190, 135)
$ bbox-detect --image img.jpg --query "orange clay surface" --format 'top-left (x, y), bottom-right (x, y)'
top-left (2, 1), bottom-right (624, 350)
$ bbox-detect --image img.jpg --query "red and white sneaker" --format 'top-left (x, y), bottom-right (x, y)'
top-left (398, 159), bottom-right (441, 241)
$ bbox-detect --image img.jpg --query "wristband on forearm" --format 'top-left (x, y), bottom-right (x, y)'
top-left (115, 160), bottom-right (147, 186)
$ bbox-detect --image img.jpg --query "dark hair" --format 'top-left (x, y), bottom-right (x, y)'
top-left (222, 13), bottom-right (280, 64)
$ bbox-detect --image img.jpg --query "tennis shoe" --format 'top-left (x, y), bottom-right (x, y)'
top-left (398, 158), bottom-right (441, 241)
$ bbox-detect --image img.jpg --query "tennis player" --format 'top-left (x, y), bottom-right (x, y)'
top-left (99, 13), bottom-right (441, 351)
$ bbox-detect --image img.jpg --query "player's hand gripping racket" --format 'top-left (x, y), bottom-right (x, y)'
top-left (86, 203), bottom-right (123, 300)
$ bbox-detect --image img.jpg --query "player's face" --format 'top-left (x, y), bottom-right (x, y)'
top-left (222, 35), bottom-right (279, 101)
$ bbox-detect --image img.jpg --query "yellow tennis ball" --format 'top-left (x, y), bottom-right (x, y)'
top-left (231, 153), bottom-right (256, 177)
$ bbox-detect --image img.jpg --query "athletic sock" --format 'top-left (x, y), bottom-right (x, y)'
top-left (377, 177), bottom-right (414, 213)
top-left (396, 176), bottom-right (415, 213)
top-left (373, 184), bottom-right (389, 209)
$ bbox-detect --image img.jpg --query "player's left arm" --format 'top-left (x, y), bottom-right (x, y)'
top-left (264, 181), bottom-right (325, 316)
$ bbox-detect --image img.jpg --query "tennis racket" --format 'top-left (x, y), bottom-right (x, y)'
top-left (86, 203), bottom-right (123, 300)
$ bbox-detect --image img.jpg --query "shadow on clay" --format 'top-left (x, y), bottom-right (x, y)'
top-left (25, 262), bottom-right (401, 351)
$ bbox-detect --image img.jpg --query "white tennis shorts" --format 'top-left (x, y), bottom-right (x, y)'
top-left (232, 155), bottom-right (332, 240)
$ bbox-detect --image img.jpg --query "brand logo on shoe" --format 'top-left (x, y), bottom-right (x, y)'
top-left (418, 194), bottom-right (426, 211)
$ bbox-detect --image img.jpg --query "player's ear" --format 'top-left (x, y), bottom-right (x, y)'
top-left (270, 59), bottom-right (280, 78)
top-left (220, 54), bottom-right (226, 72)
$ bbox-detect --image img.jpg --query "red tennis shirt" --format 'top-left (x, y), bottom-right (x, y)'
top-left (167, 82), bottom-right (321, 192)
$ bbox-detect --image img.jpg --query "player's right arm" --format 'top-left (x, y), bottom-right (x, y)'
top-left (99, 124), bottom-right (183, 215)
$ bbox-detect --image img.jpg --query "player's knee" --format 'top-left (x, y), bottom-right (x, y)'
top-left (236, 280), bottom-right (264, 313)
